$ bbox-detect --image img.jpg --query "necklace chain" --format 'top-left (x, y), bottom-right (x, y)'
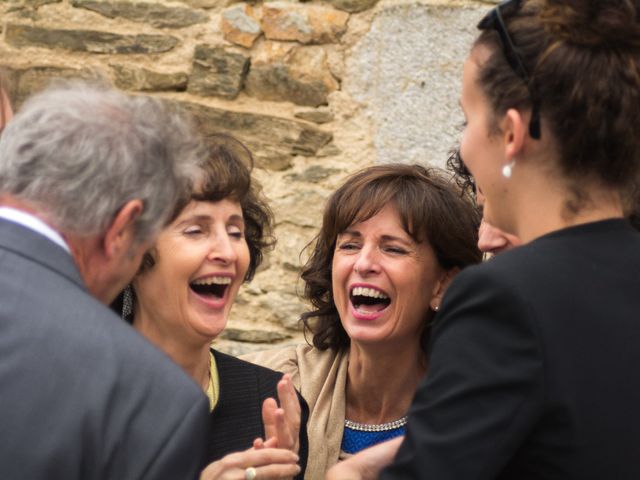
top-left (344, 416), bottom-right (408, 432)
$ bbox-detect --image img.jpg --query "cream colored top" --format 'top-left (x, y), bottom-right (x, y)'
top-left (242, 344), bottom-right (349, 480)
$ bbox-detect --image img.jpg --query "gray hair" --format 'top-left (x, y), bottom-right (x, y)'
top-left (0, 81), bottom-right (204, 243)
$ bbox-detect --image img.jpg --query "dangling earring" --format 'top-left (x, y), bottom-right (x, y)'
top-left (502, 159), bottom-right (515, 178)
top-left (122, 284), bottom-right (134, 319)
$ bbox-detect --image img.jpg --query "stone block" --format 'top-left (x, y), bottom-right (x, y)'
top-left (0, 64), bottom-right (105, 110)
top-left (245, 41), bottom-right (338, 107)
top-left (345, 4), bottom-right (485, 168)
top-left (71, 0), bottom-right (208, 29)
top-left (111, 64), bottom-right (187, 91)
top-left (176, 100), bottom-right (333, 170)
top-left (294, 107), bottom-right (334, 124)
top-left (272, 189), bottom-right (326, 228)
top-left (24, 0), bottom-right (61, 7)
top-left (5, 24), bottom-right (179, 54)
top-left (285, 165), bottom-right (340, 183)
top-left (180, 0), bottom-right (230, 8)
top-left (324, 0), bottom-right (379, 13)
top-left (187, 45), bottom-right (249, 99)
top-left (261, 2), bottom-right (348, 44)
top-left (221, 4), bottom-right (262, 49)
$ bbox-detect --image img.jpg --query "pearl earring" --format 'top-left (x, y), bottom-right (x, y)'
top-left (502, 160), bottom-right (515, 178)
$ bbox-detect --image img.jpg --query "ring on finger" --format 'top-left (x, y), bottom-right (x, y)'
top-left (245, 466), bottom-right (257, 480)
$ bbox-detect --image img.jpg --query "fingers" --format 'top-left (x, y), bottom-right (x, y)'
top-left (263, 375), bottom-right (302, 452)
top-left (262, 397), bottom-right (279, 442)
top-left (251, 463), bottom-right (301, 479)
top-left (277, 374), bottom-right (300, 421)
top-left (201, 448), bottom-right (299, 480)
top-left (253, 437), bottom-right (279, 450)
top-left (273, 407), bottom-right (295, 452)
top-left (275, 375), bottom-right (301, 452)
top-left (325, 437), bottom-right (404, 480)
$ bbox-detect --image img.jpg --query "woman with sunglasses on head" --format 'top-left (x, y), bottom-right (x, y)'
top-left (328, 1), bottom-right (640, 479)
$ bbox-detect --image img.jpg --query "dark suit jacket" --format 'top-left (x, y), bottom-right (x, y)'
top-left (208, 350), bottom-right (309, 478)
top-left (0, 219), bottom-right (209, 480)
top-left (382, 219), bottom-right (640, 479)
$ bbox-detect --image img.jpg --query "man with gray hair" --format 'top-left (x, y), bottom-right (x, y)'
top-left (0, 82), bottom-right (208, 479)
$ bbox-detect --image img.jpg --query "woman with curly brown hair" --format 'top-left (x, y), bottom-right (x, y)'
top-left (113, 135), bottom-right (308, 480)
top-left (331, 1), bottom-right (640, 478)
top-left (245, 164), bottom-right (481, 478)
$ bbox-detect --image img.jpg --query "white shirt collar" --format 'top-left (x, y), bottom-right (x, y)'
top-left (0, 206), bottom-right (71, 254)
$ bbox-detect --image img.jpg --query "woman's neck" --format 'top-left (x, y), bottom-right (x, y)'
top-left (511, 166), bottom-right (624, 244)
top-left (345, 340), bottom-right (426, 424)
top-left (133, 309), bottom-right (211, 391)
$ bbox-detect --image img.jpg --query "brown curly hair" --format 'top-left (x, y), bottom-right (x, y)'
top-left (112, 134), bottom-right (274, 321)
top-left (300, 164), bottom-right (482, 352)
top-left (475, 0), bottom-right (640, 209)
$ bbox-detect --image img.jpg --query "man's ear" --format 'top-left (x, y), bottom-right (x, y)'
top-left (429, 267), bottom-right (460, 311)
top-left (103, 199), bottom-right (144, 259)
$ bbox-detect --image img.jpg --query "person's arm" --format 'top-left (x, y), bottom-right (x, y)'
top-left (381, 266), bottom-right (544, 479)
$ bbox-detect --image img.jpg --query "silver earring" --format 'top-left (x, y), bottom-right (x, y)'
top-left (122, 284), bottom-right (133, 319)
top-left (433, 305), bottom-right (439, 311)
top-left (502, 160), bottom-right (515, 178)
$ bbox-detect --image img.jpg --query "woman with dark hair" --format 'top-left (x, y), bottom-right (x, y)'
top-left (330, 1), bottom-right (640, 478)
top-left (245, 164), bottom-right (481, 477)
top-left (114, 135), bottom-right (308, 480)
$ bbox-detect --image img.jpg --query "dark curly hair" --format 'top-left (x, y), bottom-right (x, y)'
top-left (300, 164), bottom-right (482, 352)
top-left (446, 145), bottom-right (475, 198)
top-left (474, 0), bottom-right (640, 209)
top-left (112, 133), bottom-right (274, 321)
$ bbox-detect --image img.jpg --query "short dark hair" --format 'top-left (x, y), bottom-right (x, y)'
top-left (112, 134), bottom-right (274, 321)
top-left (300, 164), bottom-right (482, 351)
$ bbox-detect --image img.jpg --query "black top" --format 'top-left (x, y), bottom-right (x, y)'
top-left (208, 350), bottom-right (309, 478)
top-left (382, 219), bottom-right (640, 479)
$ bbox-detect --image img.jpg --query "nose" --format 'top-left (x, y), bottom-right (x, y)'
top-left (477, 219), bottom-right (508, 255)
top-left (206, 231), bottom-right (238, 265)
top-left (353, 245), bottom-right (381, 276)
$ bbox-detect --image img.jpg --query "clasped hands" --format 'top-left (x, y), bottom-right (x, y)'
top-left (200, 374), bottom-right (301, 480)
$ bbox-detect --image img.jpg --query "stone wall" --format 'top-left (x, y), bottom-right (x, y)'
top-left (0, 0), bottom-right (495, 354)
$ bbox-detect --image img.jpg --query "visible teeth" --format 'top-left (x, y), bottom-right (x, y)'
top-left (192, 276), bottom-right (232, 286)
top-left (351, 286), bottom-right (389, 299)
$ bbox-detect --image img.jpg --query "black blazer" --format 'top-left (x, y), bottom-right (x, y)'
top-left (208, 350), bottom-right (309, 478)
top-left (0, 219), bottom-right (208, 479)
top-left (382, 220), bottom-right (640, 479)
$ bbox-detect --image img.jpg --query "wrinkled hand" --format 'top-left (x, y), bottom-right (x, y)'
top-left (325, 437), bottom-right (404, 480)
top-left (261, 374), bottom-right (301, 453)
top-left (200, 446), bottom-right (300, 480)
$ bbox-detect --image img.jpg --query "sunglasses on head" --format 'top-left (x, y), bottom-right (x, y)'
top-left (477, 0), bottom-right (541, 139)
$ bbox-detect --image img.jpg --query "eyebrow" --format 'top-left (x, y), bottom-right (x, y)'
top-left (178, 213), bottom-right (245, 225)
top-left (338, 230), bottom-right (414, 245)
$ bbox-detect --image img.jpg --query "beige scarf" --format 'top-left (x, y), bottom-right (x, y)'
top-left (242, 344), bottom-right (349, 480)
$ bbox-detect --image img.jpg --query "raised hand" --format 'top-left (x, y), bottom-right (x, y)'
top-left (261, 374), bottom-right (301, 453)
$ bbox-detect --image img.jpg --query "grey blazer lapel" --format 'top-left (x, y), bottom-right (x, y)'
top-left (0, 218), bottom-right (86, 292)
